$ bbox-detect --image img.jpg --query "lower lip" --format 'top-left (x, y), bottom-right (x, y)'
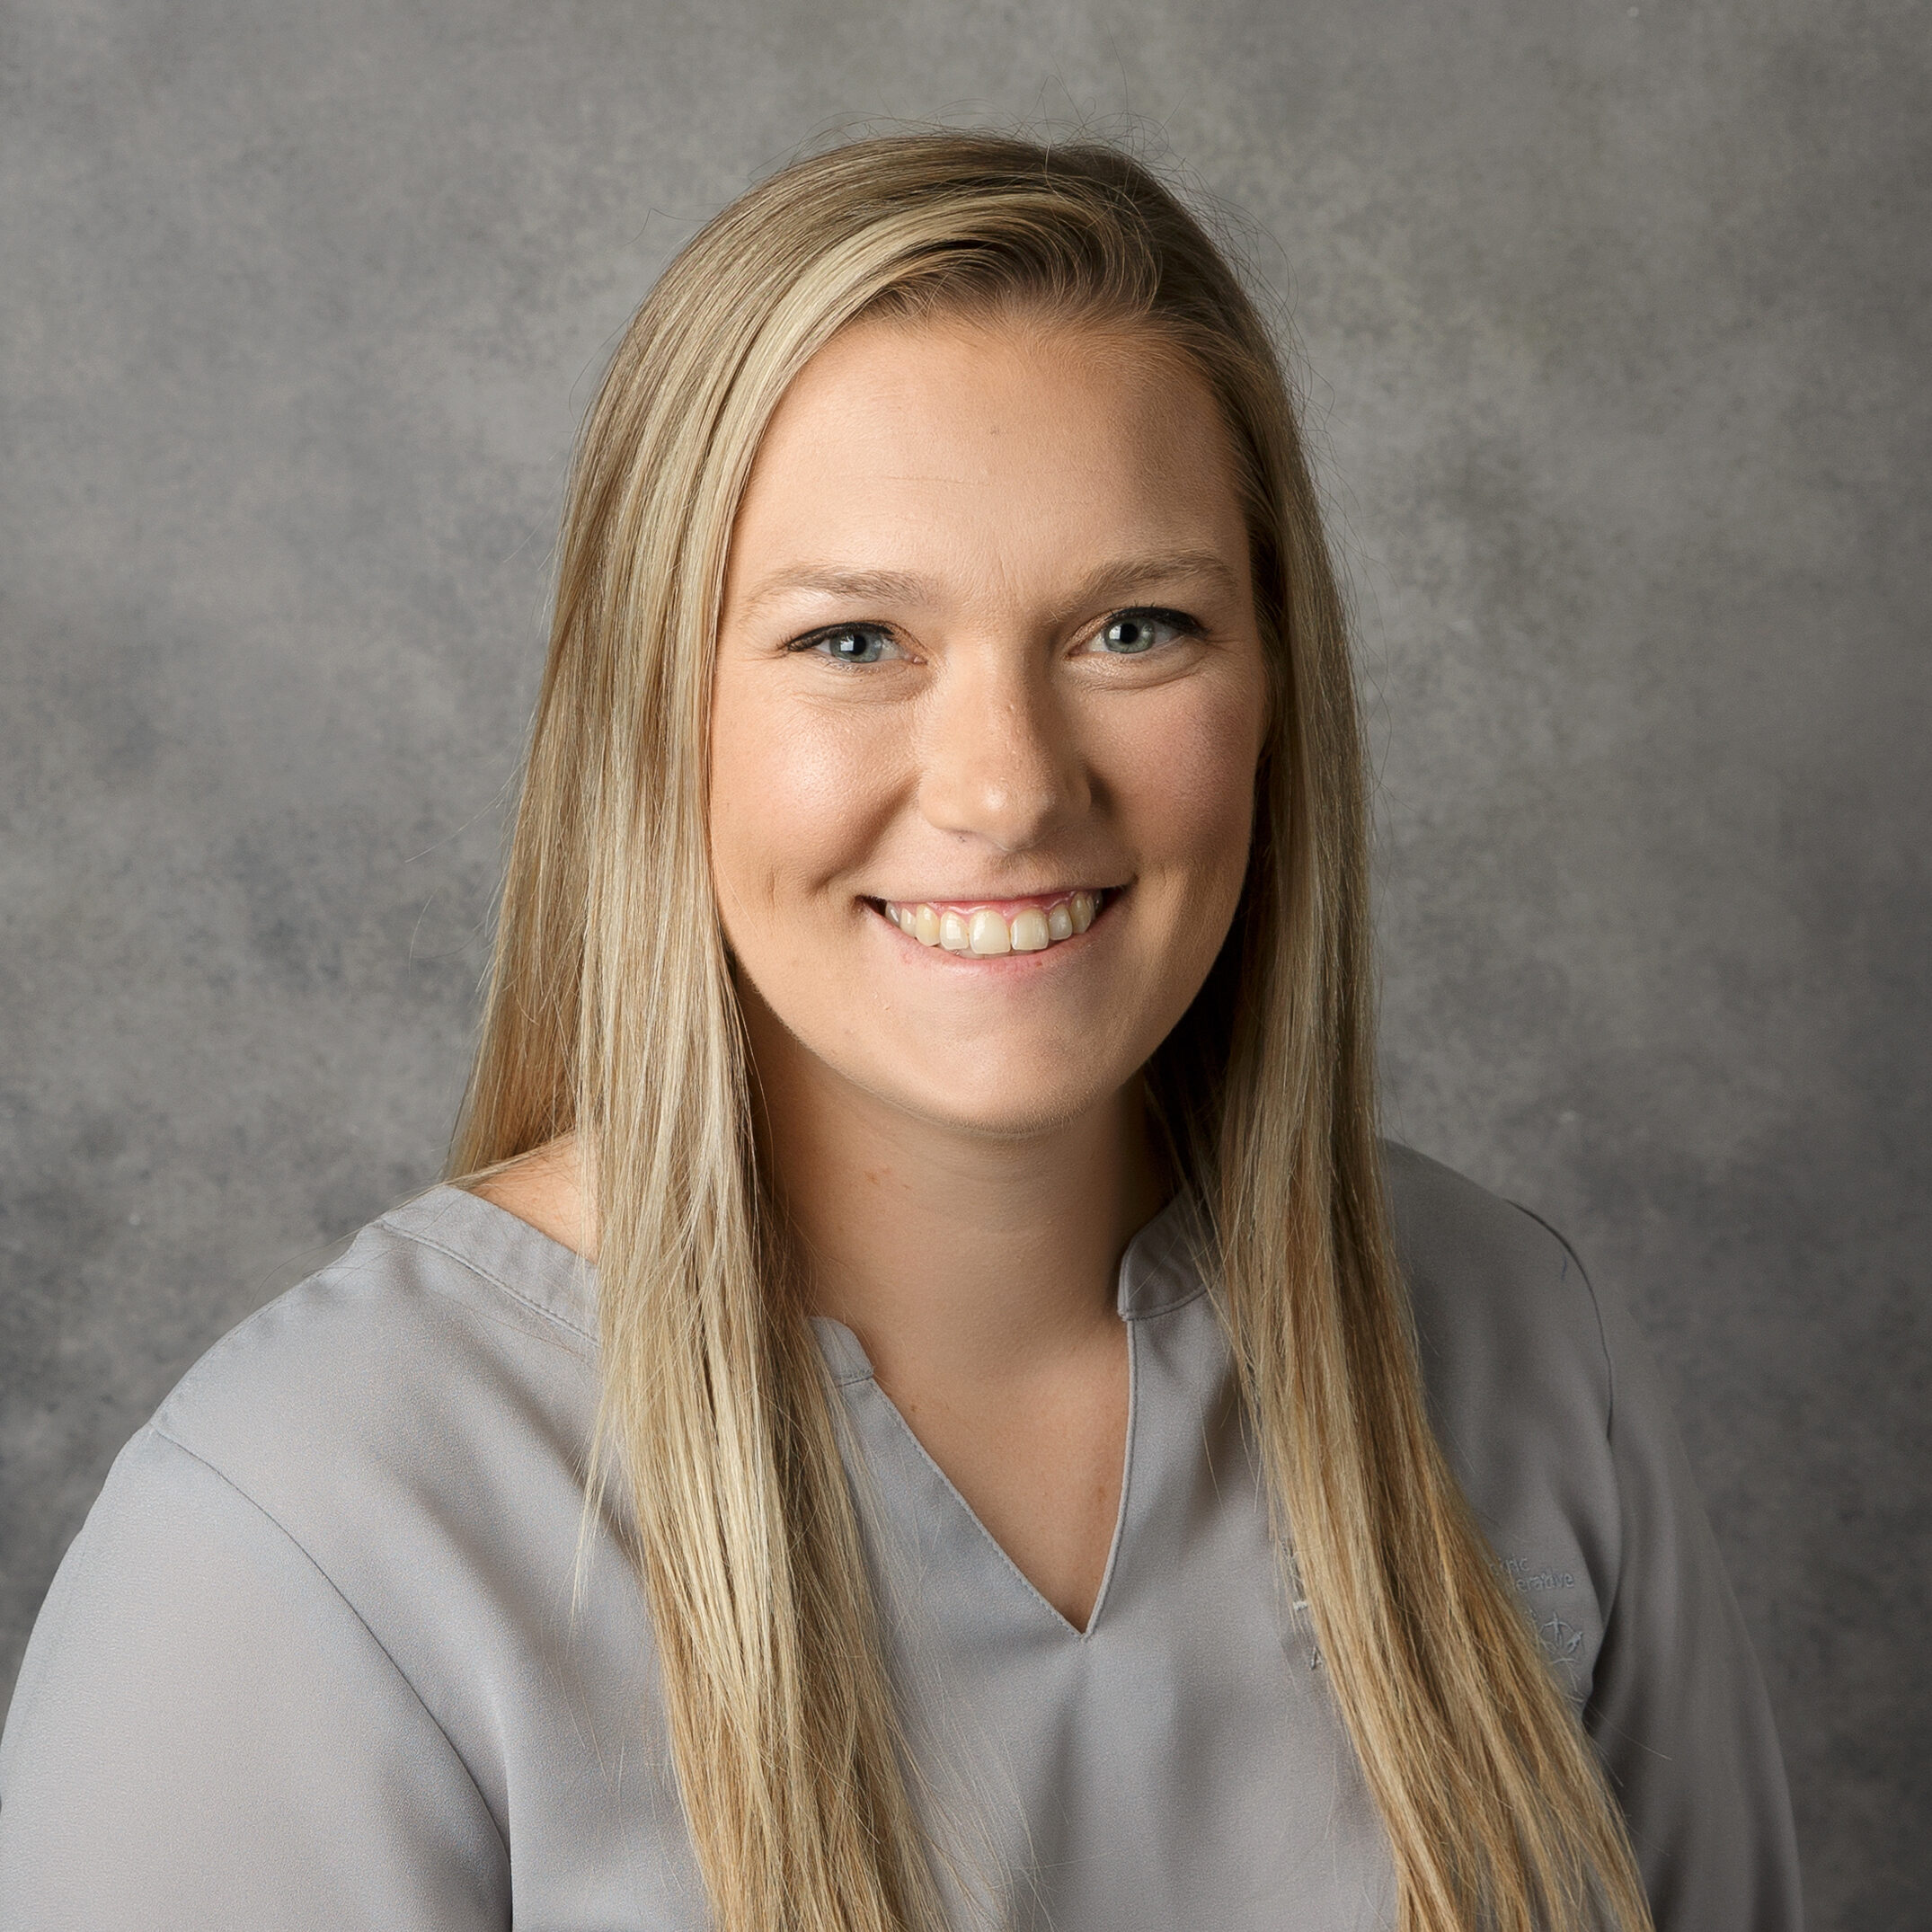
top-left (869, 889), bottom-right (1123, 965)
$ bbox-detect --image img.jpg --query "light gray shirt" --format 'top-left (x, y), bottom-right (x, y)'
top-left (0, 1145), bottom-right (1800, 1928)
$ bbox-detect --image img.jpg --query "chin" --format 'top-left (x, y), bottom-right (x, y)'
top-left (867, 1050), bottom-right (1124, 1142)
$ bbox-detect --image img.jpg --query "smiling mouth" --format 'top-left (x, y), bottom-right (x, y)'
top-left (873, 889), bottom-right (1111, 957)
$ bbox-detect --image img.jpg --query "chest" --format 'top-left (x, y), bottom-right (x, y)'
top-left (461, 1291), bottom-right (1608, 1930)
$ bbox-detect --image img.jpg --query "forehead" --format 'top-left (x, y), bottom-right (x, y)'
top-left (727, 313), bottom-right (1249, 603)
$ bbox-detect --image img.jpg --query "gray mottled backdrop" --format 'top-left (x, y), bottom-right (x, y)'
top-left (3, 0), bottom-right (1926, 1921)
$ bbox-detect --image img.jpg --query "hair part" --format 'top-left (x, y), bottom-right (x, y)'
top-left (451, 130), bottom-right (1652, 1932)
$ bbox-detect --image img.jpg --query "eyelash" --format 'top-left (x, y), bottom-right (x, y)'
top-left (785, 606), bottom-right (1205, 666)
top-left (787, 623), bottom-right (901, 667)
top-left (1081, 607), bottom-right (1204, 657)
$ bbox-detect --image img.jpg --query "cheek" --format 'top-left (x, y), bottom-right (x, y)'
top-left (1103, 675), bottom-right (1263, 892)
top-left (708, 671), bottom-right (894, 932)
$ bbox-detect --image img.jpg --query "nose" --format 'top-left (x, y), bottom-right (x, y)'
top-left (917, 646), bottom-right (1086, 855)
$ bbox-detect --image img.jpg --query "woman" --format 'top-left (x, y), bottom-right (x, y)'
top-left (0, 134), bottom-right (1799, 1930)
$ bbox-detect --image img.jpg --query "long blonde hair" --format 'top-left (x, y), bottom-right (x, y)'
top-left (450, 132), bottom-right (1652, 1932)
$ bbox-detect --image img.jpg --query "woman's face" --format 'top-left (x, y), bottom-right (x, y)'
top-left (710, 312), bottom-right (1271, 1141)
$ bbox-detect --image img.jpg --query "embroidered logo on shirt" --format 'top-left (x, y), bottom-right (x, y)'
top-left (1538, 1613), bottom-right (1585, 1665)
top-left (1287, 1564), bottom-right (1590, 1683)
top-left (1493, 1555), bottom-right (1591, 1694)
top-left (1496, 1554), bottom-right (1577, 1594)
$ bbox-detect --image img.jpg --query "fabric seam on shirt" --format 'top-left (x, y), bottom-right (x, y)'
top-left (1502, 1201), bottom-right (1626, 1636)
top-left (1078, 1309), bottom-right (1138, 1638)
top-left (385, 1222), bottom-right (598, 1349)
top-left (1120, 1199), bottom-right (1213, 1319)
top-left (1124, 1280), bottom-right (1209, 1321)
top-left (142, 1422), bottom-right (515, 1866)
top-left (1502, 1203), bottom-right (1618, 1444)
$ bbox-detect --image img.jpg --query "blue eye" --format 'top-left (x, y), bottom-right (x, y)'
top-left (1091, 609), bottom-right (1192, 655)
top-left (801, 625), bottom-right (895, 665)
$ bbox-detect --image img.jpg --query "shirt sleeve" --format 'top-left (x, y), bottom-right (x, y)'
top-left (0, 1425), bottom-right (512, 1931)
top-left (1582, 1270), bottom-right (1804, 1932)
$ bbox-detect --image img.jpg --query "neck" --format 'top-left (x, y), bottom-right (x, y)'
top-left (745, 999), bottom-right (1168, 1398)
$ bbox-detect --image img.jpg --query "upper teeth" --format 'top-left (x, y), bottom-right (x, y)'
top-left (885, 891), bottom-right (1100, 956)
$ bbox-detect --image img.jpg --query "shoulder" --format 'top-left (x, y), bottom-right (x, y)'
top-left (1381, 1143), bottom-right (1622, 1662)
top-left (0, 1189), bottom-right (614, 1919)
top-left (111, 1183), bottom-right (605, 1667)
top-left (1382, 1140), bottom-right (1612, 1437)
top-left (148, 1185), bottom-right (598, 1502)
top-left (5, 1186), bottom-right (620, 1827)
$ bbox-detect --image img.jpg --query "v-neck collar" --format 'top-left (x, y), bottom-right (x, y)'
top-left (399, 1182), bottom-right (1217, 1641)
top-left (811, 1189), bottom-right (1213, 1641)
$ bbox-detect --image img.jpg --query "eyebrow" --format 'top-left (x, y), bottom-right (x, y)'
top-left (738, 549), bottom-right (1242, 619)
